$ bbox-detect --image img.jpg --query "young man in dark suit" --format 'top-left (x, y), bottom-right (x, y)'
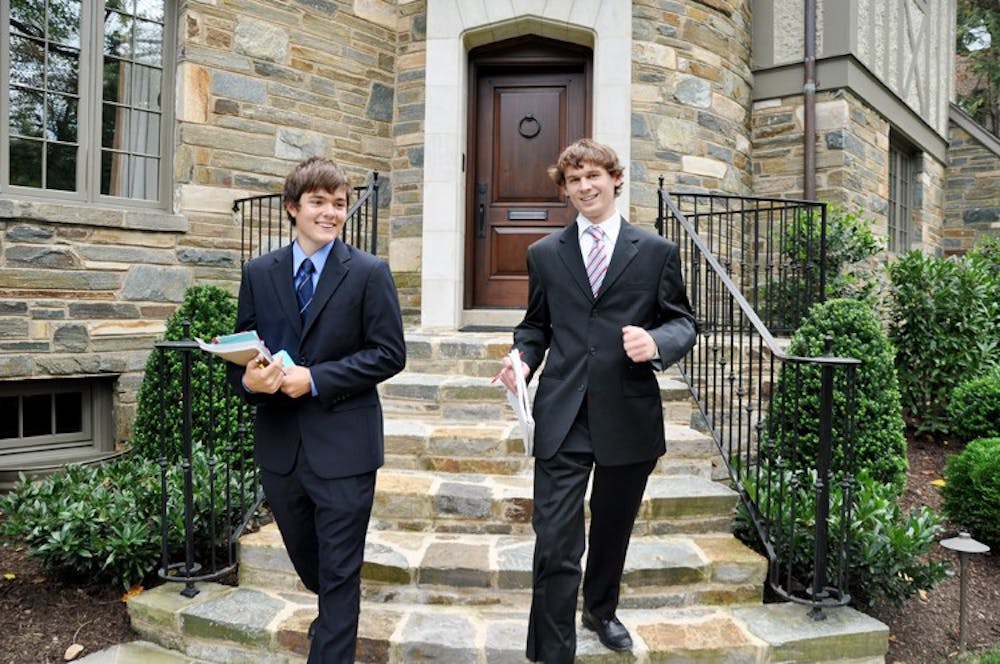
top-left (228, 156), bottom-right (406, 663)
top-left (497, 139), bottom-right (697, 663)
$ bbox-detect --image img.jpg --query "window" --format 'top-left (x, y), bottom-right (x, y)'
top-left (887, 137), bottom-right (918, 253)
top-left (0, 378), bottom-right (113, 455)
top-left (2, 0), bottom-right (172, 204)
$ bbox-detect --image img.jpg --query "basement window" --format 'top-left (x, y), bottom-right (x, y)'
top-left (0, 378), bottom-right (113, 455)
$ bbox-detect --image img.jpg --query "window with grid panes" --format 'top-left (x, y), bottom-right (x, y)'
top-left (3, 0), bottom-right (171, 204)
top-left (0, 378), bottom-right (113, 455)
top-left (887, 138), bottom-right (918, 253)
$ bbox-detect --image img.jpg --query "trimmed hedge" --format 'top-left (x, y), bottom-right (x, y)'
top-left (948, 368), bottom-right (1000, 443)
top-left (942, 437), bottom-right (1000, 548)
top-left (765, 298), bottom-right (908, 493)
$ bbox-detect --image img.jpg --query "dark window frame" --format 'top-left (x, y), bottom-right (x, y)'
top-left (1, 0), bottom-right (175, 208)
top-left (887, 135), bottom-right (919, 253)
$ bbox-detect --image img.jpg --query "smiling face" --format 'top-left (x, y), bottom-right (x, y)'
top-left (562, 160), bottom-right (623, 223)
top-left (285, 186), bottom-right (349, 255)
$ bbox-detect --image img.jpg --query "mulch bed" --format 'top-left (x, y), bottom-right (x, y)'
top-left (1, 437), bottom-right (997, 663)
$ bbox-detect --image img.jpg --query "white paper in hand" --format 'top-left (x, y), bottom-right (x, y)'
top-left (505, 349), bottom-right (535, 455)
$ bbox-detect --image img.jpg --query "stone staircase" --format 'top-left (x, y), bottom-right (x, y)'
top-left (125, 331), bottom-right (889, 663)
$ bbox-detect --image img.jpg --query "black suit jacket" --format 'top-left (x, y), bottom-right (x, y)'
top-left (227, 240), bottom-right (406, 479)
top-left (513, 219), bottom-right (696, 465)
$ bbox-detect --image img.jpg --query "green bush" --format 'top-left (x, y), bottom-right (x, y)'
top-left (0, 449), bottom-right (256, 589)
top-left (887, 248), bottom-right (1000, 436)
top-left (735, 467), bottom-right (949, 609)
top-left (131, 285), bottom-right (250, 460)
top-left (948, 369), bottom-right (1000, 443)
top-left (762, 205), bottom-right (882, 330)
top-left (942, 437), bottom-right (1000, 547)
top-left (765, 298), bottom-right (908, 492)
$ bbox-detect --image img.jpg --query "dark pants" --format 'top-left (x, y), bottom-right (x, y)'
top-left (262, 448), bottom-right (376, 664)
top-left (525, 449), bottom-right (655, 664)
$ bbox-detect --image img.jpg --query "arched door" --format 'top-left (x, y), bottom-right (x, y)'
top-left (465, 37), bottom-right (592, 308)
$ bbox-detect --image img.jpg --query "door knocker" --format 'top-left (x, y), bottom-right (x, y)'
top-left (518, 114), bottom-right (541, 139)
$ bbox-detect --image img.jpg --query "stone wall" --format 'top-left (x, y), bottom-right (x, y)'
top-left (630, 0), bottom-right (754, 229)
top-left (0, 0), bottom-right (407, 445)
top-left (752, 88), bottom-right (946, 255)
top-left (944, 124), bottom-right (1000, 255)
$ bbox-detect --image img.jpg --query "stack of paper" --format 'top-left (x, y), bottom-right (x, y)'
top-left (505, 349), bottom-right (535, 455)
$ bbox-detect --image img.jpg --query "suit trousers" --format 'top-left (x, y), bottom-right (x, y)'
top-left (261, 446), bottom-right (376, 664)
top-left (525, 448), bottom-right (656, 663)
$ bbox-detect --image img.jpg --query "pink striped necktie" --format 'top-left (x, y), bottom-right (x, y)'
top-left (585, 225), bottom-right (608, 296)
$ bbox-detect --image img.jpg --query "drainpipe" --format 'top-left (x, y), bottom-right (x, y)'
top-left (804, 0), bottom-right (817, 201)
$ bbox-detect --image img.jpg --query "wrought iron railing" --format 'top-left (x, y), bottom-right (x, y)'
top-left (658, 187), bottom-right (860, 616)
top-left (232, 171), bottom-right (381, 263)
top-left (153, 327), bottom-right (261, 597)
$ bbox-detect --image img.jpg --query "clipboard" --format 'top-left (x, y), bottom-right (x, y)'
top-left (505, 349), bottom-right (535, 455)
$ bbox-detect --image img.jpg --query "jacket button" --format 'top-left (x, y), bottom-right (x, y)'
top-left (589, 347), bottom-right (596, 355)
top-left (577, 385), bottom-right (585, 392)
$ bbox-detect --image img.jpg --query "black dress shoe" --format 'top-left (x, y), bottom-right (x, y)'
top-left (308, 616), bottom-right (319, 639)
top-left (581, 610), bottom-right (633, 652)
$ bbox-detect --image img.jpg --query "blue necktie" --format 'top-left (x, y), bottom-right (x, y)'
top-left (296, 258), bottom-right (315, 321)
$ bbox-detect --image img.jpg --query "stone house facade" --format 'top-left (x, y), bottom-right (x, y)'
top-left (1, 0), bottom-right (997, 482)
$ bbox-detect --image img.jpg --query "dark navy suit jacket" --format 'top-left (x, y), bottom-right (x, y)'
top-left (227, 239), bottom-right (406, 479)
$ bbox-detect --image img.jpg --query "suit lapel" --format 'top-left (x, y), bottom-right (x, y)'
top-left (267, 246), bottom-right (303, 333)
top-left (556, 223), bottom-right (595, 301)
top-left (302, 239), bottom-right (350, 338)
top-left (596, 219), bottom-right (640, 301)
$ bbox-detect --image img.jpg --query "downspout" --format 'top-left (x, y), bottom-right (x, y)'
top-left (804, 0), bottom-right (817, 201)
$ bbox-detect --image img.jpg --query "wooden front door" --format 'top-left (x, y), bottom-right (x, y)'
top-left (466, 39), bottom-right (591, 308)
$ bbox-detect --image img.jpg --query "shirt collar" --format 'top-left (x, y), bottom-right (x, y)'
top-left (292, 238), bottom-right (335, 277)
top-left (576, 210), bottom-right (622, 247)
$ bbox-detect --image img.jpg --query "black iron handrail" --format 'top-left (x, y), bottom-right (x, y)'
top-left (658, 186), bottom-right (860, 616)
top-left (232, 171), bottom-right (380, 265)
top-left (153, 331), bottom-right (262, 597)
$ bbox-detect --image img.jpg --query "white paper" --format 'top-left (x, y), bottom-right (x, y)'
top-left (505, 349), bottom-right (535, 455)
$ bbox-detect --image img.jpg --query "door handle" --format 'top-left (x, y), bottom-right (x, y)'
top-left (477, 182), bottom-right (487, 238)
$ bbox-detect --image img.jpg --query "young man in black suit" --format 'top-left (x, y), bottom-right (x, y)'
top-left (228, 156), bottom-right (406, 663)
top-left (497, 139), bottom-right (697, 663)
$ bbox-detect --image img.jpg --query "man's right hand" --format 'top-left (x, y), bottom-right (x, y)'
top-left (242, 353), bottom-right (284, 394)
top-left (497, 355), bottom-right (531, 394)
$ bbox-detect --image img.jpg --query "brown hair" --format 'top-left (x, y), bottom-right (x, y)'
top-left (283, 156), bottom-right (351, 224)
top-left (547, 139), bottom-right (625, 196)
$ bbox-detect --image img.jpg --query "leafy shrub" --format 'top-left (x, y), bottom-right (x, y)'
top-left (765, 298), bottom-right (908, 492)
top-left (887, 248), bottom-right (1000, 436)
top-left (762, 205), bottom-right (882, 331)
top-left (948, 369), bottom-right (1000, 443)
top-left (942, 437), bottom-right (1000, 548)
top-left (0, 449), bottom-right (256, 589)
top-left (735, 467), bottom-right (949, 609)
top-left (131, 285), bottom-right (251, 460)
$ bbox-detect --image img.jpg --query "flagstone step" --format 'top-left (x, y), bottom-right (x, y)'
top-left (237, 524), bottom-right (766, 606)
top-left (360, 469), bottom-right (737, 535)
top-left (128, 582), bottom-right (888, 664)
top-left (379, 371), bottom-right (693, 423)
top-left (382, 419), bottom-right (720, 474)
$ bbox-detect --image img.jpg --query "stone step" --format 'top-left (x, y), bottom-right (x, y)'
top-left (128, 582), bottom-right (889, 664)
top-left (379, 371), bottom-right (693, 423)
top-left (237, 524), bottom-right (767, 607)
top-left (382, 419), bottom-right (719, 474)
top-left (360, 469), bottom-right (737, 535)
top-left (404, 331), bottom-right (513, 378)
top-left (75, 641), bottom-right (212, 663)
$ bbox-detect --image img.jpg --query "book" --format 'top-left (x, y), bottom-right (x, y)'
top-left (195, 331), bottom-right (294, 368)
top-left (504, 348), bottom-right (535, 455)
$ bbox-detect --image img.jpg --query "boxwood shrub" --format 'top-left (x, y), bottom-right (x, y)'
top-left (765, 297), bottom-right (908, 493)
top-left (947, 369), bottom-right (1000, 443)
top-left (131, 284), bottom-right (251, 461)
top-left (942, 437), bottom-right (1000, 548)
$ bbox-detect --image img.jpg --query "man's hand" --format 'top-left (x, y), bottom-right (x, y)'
top-left (496, 355), bottom-right (531, 394)
top-left (242, 354), bottom-right (284, 394)
top-left (622, 325), bottom-right (657, 363)
top-left (279, 365), bottom-right (313, 398)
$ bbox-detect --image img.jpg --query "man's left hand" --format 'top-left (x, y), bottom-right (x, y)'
top-left (622, 325), bottom-right (657, 362)
top-left (279, 365), bottom-right (313, 398)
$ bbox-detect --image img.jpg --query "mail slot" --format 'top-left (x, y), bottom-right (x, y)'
top-left (507, 210), bottom-right (549, 221)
